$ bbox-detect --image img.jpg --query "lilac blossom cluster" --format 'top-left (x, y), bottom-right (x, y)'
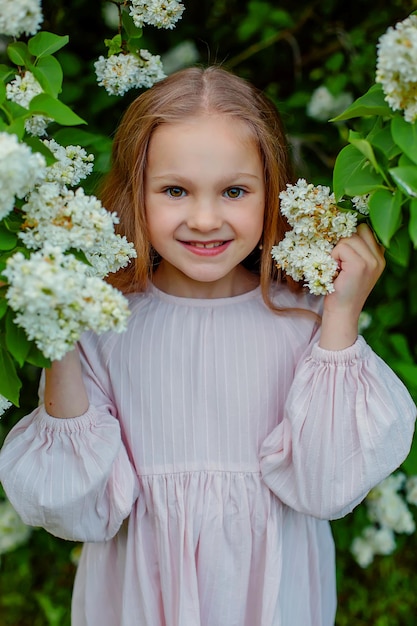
top-left (271, 179), bottom-right (359, 295)
top-left (351, 472), bottom-right (417, 567)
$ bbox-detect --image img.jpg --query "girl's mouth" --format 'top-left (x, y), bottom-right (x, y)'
top-left (180, 240), bottom-right (232, 256)
top-left (192, 241), bottom-right (225, 249)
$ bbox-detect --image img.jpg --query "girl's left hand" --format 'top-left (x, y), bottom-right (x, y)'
top-left (319, 223), bottom-right (385, 350)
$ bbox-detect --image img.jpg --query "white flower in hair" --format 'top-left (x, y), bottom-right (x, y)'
top-left (0, 132), bottom-right (46, 219)
top-left (129, 0), bottom-right (185, 29)
top-left (94, 50), bottom-right (166, 96)
top-left (6, 71), bottom-right (52, 136)
top-left (271, 179), bottom-right (357, 295)
top-left (0, 0), bottom-right (43, 37)
top-left (4, 246), bottom-right (131, 360)
top-left (376, 14), bottom-right (417, 122)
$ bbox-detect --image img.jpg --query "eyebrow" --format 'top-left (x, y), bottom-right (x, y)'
top-left (149, 172), bottom-right (263, 183)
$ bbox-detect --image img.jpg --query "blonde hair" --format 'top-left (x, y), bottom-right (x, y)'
top-left (101, 65), bottom-right (302, 309)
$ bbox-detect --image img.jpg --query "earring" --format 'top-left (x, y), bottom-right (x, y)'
top-left (258, 242), bottom-right (263, 250)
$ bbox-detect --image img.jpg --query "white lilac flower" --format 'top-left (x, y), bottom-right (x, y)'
top-left (0, 394), bottom-right (12, 417)
top-left (376, 14), bottom-right (417, 123)
top-left (271, 179), bottom-right (357, 295)
top-left (43, 139), bottom-right (94, 187)
top-left (351, 194), bottom-right (370, 216)
top-left (350, 533), bottom-right (376, 568)
top-left (94, 50), bottom-right (165, 96)
top-left (0, 498), bottom-right (32, 555)
top-left (6, 71), bottom-right (52, 136)
top-left (271, 233), bottom-right (339, 296)
top-left (351, 525), bottom-right (396, 568)
top-left (19, 183), bottom-right (137, 277)
top-left (4, 247), bottom-right (131, 360)
top-left (358, 310), bottom-right (372, 334)
top-left (0, 0), bottom-right (43, 37)
top-left (367, 473), bottom-right (416, 534)
top-left (129, 0), bottom-right (185, 29)
top-left (162, 40), bottom-right (199, 74)
top-left (102, 1), bottom-right (119, 30)
top-left (307, 86), bottom-right (353, 122)
top-left (0, 132), bottom-right (46, 219)
top-left (406, 476), bottom-right (417, 506)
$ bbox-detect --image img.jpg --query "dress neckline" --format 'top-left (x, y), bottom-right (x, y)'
top-left (147, 281), bottom-right (262, 307)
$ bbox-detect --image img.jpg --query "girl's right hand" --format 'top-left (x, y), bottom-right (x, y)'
top-left (44, 348), bottom-right (89, 418)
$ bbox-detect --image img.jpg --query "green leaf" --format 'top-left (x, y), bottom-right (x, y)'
top-left (409, 198), bottom-right (417, 247)
top-left (127, 38), bottom-right (146, 54)
top-left (388, 166), bottom-right (417, 198)
top-left (28, 32), bottom-right (69, 58)
top-left (0, 340), bottom-right (21, 405)
top-left (403, 436), bottom-right (417, 474)
top-left (333, 144), bottom-right (384, 200)
top-left (385, 227), bottom-right (411, 267)
top-left (0, 225), bottom-right (18, 251)
top-left (121, 10), bottom-right (143, 38)
top-left (367, 119), bottom-right (401, 162)
top-left (0, 297), bottom-right (7, 320)
top-left (5, 310), bottom-right (31, 367)
top-left (3, 212), bottom-right (23, 233)
top-left (32, 55), bottom-right (63, 97)
top-left (388, 333), bottom-right (415, 363)
top-left (7, 42), bottom-right (31, 67)
top-left (6, 116), bottom-right (26, 139)
top-left (29, 93), bottom-right (86, 125)
top-left (104, 34), bottom-right (123, 56)
top-left (24, 135), bottom-right (57, 165)
top-left (391, 115), bottom-right (417, 165)
top-left (398, 154), bottom-right (416, 167)
top-left (0, 63), bottom-right (16, 81)
top-left (330, 84), bottom-right (392, 122)
top-left (26, 342), bottom-right (50, 369)
top-left (348, 131), bottom-right (381, 173)
top-left (0, 81), bottom-right (6, 106)
top-left (3, 99), bottom-right (28, 118)
top-left (368, 188), bottom-right (402, 247)
top-left (53, 127), bottom-right (104, 147)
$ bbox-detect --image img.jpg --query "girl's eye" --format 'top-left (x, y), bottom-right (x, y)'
top-left (224, 187), bottom-right (244, 199)
top-left (166, 187), bottom-right (185, 198)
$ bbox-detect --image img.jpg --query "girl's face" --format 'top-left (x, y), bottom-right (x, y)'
top-left (145, 114), bottom-right (265, 298)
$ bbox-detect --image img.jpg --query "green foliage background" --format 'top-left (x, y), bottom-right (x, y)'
top-left (1, 0), bottom-right (417, 624)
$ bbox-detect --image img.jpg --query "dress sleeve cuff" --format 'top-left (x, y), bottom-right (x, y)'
top-left (35, 405), bottom-right (99, 433)
top-left (310, 335), bottom-right (371, 364)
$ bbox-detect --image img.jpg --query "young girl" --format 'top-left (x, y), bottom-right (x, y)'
top-left (0, 66), bottom-right (415, 626)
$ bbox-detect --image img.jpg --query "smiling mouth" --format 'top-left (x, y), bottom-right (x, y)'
top-left (191, 241), bottom-right (226, 249)
top-left (180, 240), bottom-right (232, 255)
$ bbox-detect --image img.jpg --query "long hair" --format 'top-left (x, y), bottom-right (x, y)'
top-left (101, 65), bottom-right (302, 309)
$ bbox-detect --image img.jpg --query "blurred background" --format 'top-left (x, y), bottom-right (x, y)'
top-left (1, 1), bottom-right (417, 624)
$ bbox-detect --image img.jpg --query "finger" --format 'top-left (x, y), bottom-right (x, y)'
top-left (334, 227), bottom-right (385, 273)
top-left (356, 223), bottom-right (385, 257)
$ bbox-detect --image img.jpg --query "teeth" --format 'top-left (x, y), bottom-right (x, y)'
top-left (193, 242), bottom-right (224, 249)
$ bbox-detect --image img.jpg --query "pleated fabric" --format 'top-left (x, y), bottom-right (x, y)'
top-left (0, 282), bottom-right (415, 626)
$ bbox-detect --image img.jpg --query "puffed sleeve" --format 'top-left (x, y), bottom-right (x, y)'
top-left (259, 336), bottom-right (416, 520)
top-left (0, 337), bottom-right (140, 543)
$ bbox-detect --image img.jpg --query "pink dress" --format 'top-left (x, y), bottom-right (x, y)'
top-left (0, 283), bottom-right (415, 626)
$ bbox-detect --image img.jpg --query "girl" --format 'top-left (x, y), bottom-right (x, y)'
top-left (0, 66), bottom-right (415, 626)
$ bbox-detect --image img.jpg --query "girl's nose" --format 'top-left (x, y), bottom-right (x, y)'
top-left (186, 199), bottom-right (222, 231)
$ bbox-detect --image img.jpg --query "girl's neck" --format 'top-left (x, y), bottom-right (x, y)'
top-left (151, 262), bottom-right (260, 299)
